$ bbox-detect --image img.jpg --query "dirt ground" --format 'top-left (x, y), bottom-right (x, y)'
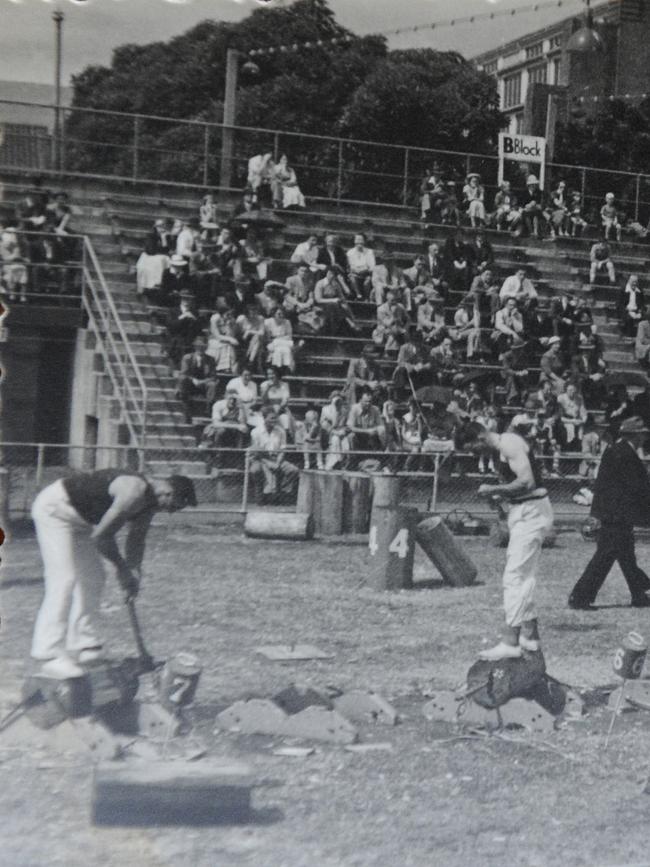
top-left (3, 520), bottom-right (650, 867)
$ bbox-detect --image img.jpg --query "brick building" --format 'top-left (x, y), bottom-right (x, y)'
top-left (473, 0), bottom-right (649, 148)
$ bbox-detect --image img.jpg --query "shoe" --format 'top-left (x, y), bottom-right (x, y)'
top-left (39, 656), bottom-right (84, 679)
top-left (77, 646), bottom-right (105, 664)
top-left (631, 595), bottom-right (650, 608)
top-left (519, 635), bottom-right (541, 652)
top-left (478, 642), bottom-right (522, 661)
top-left (568, 598), bottom-right (597, 611)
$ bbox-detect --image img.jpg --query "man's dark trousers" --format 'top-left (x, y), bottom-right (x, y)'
top-left (570, 523), bottom-right (650, 604)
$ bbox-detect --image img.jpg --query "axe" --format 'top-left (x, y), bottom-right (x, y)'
top-left (126, 599), bottom-right (157, 673)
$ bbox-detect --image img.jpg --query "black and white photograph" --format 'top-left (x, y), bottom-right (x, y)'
top-left (4, 0), bottom-right (650, 864)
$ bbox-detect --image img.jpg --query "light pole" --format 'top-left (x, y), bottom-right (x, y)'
top-left (53, 8), bottom-right (64, 172)
top-left (219, 48), bottom-right (240, 191)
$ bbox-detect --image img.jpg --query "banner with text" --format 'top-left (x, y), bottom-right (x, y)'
top-left (498, 132), bottom-right (546, 189)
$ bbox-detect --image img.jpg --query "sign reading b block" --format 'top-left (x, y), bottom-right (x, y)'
top-left (498, 132), bottom-right (546, 189)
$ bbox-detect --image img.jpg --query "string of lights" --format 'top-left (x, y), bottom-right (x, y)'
top-left (574, 93), bottom-right (650, 103)
top-left (247, 0), bottom-right (587, 58)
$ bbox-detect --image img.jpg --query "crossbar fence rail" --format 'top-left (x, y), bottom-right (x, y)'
top-left (3, 100), bottom-right (650, 227)
top-left (0, 441), bottom-right (612, 521)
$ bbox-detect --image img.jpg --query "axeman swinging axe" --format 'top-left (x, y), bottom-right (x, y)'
top-left (126, 598), bottom-right (158, 673)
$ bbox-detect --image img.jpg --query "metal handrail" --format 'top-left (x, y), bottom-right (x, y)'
top-left (81, 236), bottom-right (148, 461)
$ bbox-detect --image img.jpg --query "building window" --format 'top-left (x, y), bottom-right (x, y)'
top-left (552, 58), bottom-right (561, 85)
top-left (526, 42), bottom-right (544, 59)
top-left (484, 60), bottom-right (498, 75)
top-left (528, 64), bottom-right (548, 87)
top-left (503, 73), bottom-right (522, 108)
top-left (550, 35), bottom-right (562, 49)
top-left (515, 114), bottom-right (524, 134)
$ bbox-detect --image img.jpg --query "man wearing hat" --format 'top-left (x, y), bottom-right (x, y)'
top-left (165, 290), bottom-right (202, 366)
top-left (30, 469), bottom-right (197, 679)
top-left (177, 335), bottom-right (217, 426)
top-left (569, 415), bottom-right (650, 609)
top-left (160, 254), bottom-right (194, 306)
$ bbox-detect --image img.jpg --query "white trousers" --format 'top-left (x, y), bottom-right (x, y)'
top-left (503, 497), bottom-right (554, 627)
top-left (31, 480), bottom-right (106, 659)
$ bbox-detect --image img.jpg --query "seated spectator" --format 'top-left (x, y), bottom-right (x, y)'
top-left (371, 252), bottom-right (401, 306)
top-left (402, 255), bottom-right (429, 293)
top-left (546, 181), bottom-right (570, 239)
top-left (443, 229), bottom-right (472, 294)
top-left (510, 397), bottom-right (538, 435)
top-left (534, 379), bottom-right (558, 416)
top-left (382, 399), bottom-right (403, 468)
top-left (520, 174), bottom-right (544, 238)
top-left (264, 306), bottom-right (296, 373)
top-left (620, 274), bottom-right (644, 337)
top-left (499, 268), bottom-right (538, 306)
top-left (493, 181), bottom-right (513, 232)
top-left (401, 398), bottom-right (424, 471)
top-left (273, 154), bottom-right (306, 210)
top-left (235, 228), bottom-right (269, 285)
top-left (600, 192), bottom-right (622, 242)
top-left (214, 227), bottom-right (239, 277)
top-left (539, 336), bottom-right (565, 393)
top-left (492, 297), bottom-right (525, 356)
top-left (500, 346), bottom-right (529, 406)
top-left (428, 303), bottom-right (450, 346)
top-left (392, 328), bottom-right (433, 394)
top-left (283, 265), bottom-right (316, 329)
top-left (416, 294), bottom-right (437, 342)
top-left (256, 280), bottom-right (282, 317)
top-left (550, 288), bottom-right (577, 354)
top-left (202, 389), bottom-right (248, 455)
top-left (422, 242), bottom-right (448, 299)
top-left (572, 296), bottom-right (595, 350)
top-left (430, 336), bottom-right (461, 386)
top-left (420, 167), bottom-right (443, 221)
top-left (320, 391), bottom-right (351, 468)
top-left (470, 268), bottom-right (499, 325)
top-left (207, 308), bottom-right (239, 373)
top-left (249, 408), bottom-right (299, 501)
top-left (475, 403), bottom-right (498, 473)
top-left (230, 190), bottom-right (259, 238)
top-left (226, 368), bottom-right (258, 417)
top-left (374, 290), bottom-right (409, 352)
top-left (260, 366), bottom-right (294, 434)
top-left (523, 298), bottom-right (554, 358)
top-left (556, 382), bottom-right (587, 450)
top-left (531, 407), bottom-right (561, 477)
top-left (317, 233), bottom-right (347, 272)
top-left (136, 219), bottom-right (172, 294)
top-left (579, 416), bottom-right (603, 479)
top-left (314, 266), bottom-right (360, 334)
top-left (300, 409), bottom-right (325, 470)
top-left (199, 193), bottom-right (219, 237)
top-left (158, 254), bottom-right (194, 307)
top-left (462, 173), bottom-right (486, 227)
top-left (347, 390), bottom-right (386, 459)
top-left (176, 217), bottom-right (200, 261)
top-left (346, 233), bottom-right (376, 299)
top-left (247, 153), bottom-right (275, 208)
top-left (165, 291), bottom-right (203, 366)
top-left (569, 191), bottom-right (587, 238)
top-left (589, 239), bottom-right (616, 285)
top-left (345, 344), bottom-right (387, 405)
top-left (635, 310), bottom-right (650, 368)
top-left (177, 336), bottom-right (217, 425)
top-left (466, 229), bottom-right (494, 275)
top-left (0, 222), bottom-right (28, 302)
top-left (452, 296), bottom-right (481, 359)
top-left (440, 180), bottom-right (461, 226)
top-left (605, 384), bottom-right (632, 437)
top-left (570, 341), bottom-right (606, 410)
top-left (290, 234), bottom-right (320, 269)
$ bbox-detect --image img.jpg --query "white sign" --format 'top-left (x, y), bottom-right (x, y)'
top-left (498, 132), bottom-right (546, 189)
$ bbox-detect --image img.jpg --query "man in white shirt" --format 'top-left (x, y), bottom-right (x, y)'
top-left (249, 409), bottom-right (299, 499)
top-left (226, 369), bottom-right (259, 417)
top-left (346, 233), bottom-right (376, 299)
top-left (176, 218), bottom-right (199, 260)
top-left (290, 234), bottom-right (320, 268)
top-left (499, 268), bottom-right (538, 305)
top-left (203, 389), bottom-right (248, 455)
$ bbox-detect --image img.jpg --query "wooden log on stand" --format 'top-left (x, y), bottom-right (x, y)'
top-left (367, 505), bottom-right (418, 591)
top-left (342, 471), bottom-right (372, 534)
top-left (415, 516), bottom-right (478, 587)
top-left (296, 469), bottom-right (343, 536)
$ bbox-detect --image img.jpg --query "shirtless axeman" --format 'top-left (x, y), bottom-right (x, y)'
top-left (30, 469), bottom-right (197, 679)
top-left (463, 423), bottom-right (554, 661)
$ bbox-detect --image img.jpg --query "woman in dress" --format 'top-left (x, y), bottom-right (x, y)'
top-left (236, 303), bottom-right (266, 372)
top-left (273, 155), bottom-right (306, 210)
top-left (462, 173), bottom-right (486, 228)
top-left (207, 308), bottom-right (240, 374)
top-left (264, 306), bottom-right (296, 373)
top-left (260, 366), bottom-right (294, 435)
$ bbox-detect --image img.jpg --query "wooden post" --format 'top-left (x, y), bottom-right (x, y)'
top-left (244, 510), bottom-right (314, 540)
top-left (367, 505), bottom-right (418, 591)
top-left (342, 471), bottom-right (372, 534)
top-left (415, 516), bottom-right (477, 587)
top-left (370, 473), bottom-right (401, 511)
top-left (297, 470), bottom-right (343, 536)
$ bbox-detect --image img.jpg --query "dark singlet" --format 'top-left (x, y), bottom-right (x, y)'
top-left (63, 469), bottom-right (156, 525)
top-left (498, 434), bottom-right (547, 504)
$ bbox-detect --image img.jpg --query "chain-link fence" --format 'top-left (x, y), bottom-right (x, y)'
top-left (0, 441), bottom-right (616, 525)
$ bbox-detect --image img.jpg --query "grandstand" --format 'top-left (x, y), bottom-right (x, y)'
top-left (1, 120), bottom-right (650, 517)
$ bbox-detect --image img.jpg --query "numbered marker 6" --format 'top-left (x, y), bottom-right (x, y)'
top-left (613, 631), bottom-right (647, 680)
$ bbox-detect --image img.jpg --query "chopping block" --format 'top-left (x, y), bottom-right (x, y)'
top-left (422, 693), bottom-right (558, 734)
top-left (216, 698), bottom-right (358, 744)
top-left (92, 759), bottom-right (254, 826)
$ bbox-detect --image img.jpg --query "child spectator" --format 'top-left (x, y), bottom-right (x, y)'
top-left (600, 192), bottom-right (622, 241)
top-left (569, 191), bottom-right (587, 237)
top-left (589, 239), bottom-right (616, 285)
top-left (300, 409), bottom-right (323, 470)
top-left (557, 382), bottom-right (587, 450)
top-left (579, 416), bottom-right (602, 479)
top-left (493, 181), bottom-right (513, 231)
top-left (475, 403), bottom-right (498, 474)
top-left (462, 173), bottom-right (486, 227)
top-left (546, 181), bottom-right (570, 239)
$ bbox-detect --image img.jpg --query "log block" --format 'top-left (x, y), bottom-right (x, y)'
top-left (244, 510), bottom-right (314, 541)
top-left (92, 759), bottom-right (254, 826)
top-left (370, 473), bottom-right (401, 511)
top-left (466, 653), bottom-right (547, 709)
top-left (296, 470), bottom-right (343, 536)
top-left (415, 516), bottom-right (478, 587)
top-left (367, 505), bottom-right (418, 591)
top-left (342, 472), bottom-right (372, 534)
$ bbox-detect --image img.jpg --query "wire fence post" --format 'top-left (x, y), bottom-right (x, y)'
top-left (273, 131), bottom-right (280, 163)
top-left (336, 140), bottom-right (344, 204)
top-left (635, 174), bottom-right (641, 222)
top-left (202, 125), bottom-right (210, 188)
top-left (431, 452), bottom-right (441, 514)
top-left (132, 115), bottom-right (140, 181)
top-left (60, 107), bottom-right (67, 174)
top-left (35, 443), bottom-right (45, 492)
top-left (402, 147), bottom-right (410, 207)
top-left (242, 449), bottom-right (250, 513)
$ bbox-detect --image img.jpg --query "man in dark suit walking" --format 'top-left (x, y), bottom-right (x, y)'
top-left (569, 415), bottom-right (650, 609)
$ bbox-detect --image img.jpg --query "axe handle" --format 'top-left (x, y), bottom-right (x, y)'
top-left (126, 599), bottom-right (152, 664)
